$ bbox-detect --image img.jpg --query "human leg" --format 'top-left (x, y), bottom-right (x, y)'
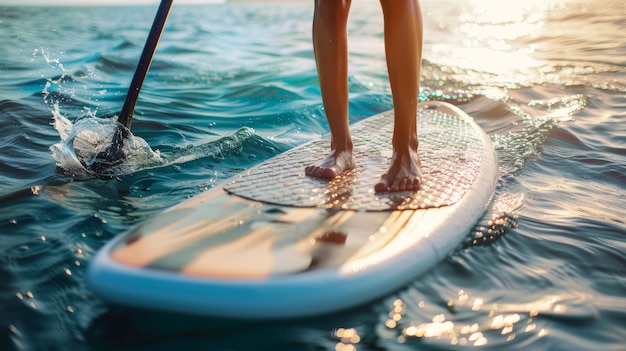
top-left (375, 0), bottom-right (424, 192)
top-left (306, 0), bottom-right (355, 179)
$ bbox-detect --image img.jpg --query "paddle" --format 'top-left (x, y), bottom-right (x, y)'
top-left (87, 0), bottom-right (173, 172)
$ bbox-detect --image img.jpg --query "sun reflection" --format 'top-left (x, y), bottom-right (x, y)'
top-left (472, 298), bottom-right (484, 311)
top-left (427, 0), bottom-right (573, 86)
top-left (385, 299), bottom-right (406, 329)
top-left (334, 327), bottom-right (361, 351)
top-left (335, 344), bottom-right (356, 351)
top-left (461, 0), bottom-right (556, 26)
top-left (386, 290), bottom-right (562, 347)
top-left (538, 328), bottom-right (549, 337)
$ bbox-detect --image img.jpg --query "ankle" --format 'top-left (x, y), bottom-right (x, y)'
top-left (392, 137), bottom-right (418, 153)
top-left (331, 137), bottom-right (353, 154)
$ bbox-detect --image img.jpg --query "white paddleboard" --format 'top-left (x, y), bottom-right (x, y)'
top-left (87, 102), bottom-right (498, 319)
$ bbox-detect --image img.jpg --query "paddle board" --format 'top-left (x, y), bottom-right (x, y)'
top-left (87, 102), bottom-right (498, 319)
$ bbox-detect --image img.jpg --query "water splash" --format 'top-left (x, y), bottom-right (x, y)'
top-left (50, 106), bottom-right (255, 179)
top-left (50, 106), bottom-right (158, 179)
top-left (167, 127), bottom-right (256, 165)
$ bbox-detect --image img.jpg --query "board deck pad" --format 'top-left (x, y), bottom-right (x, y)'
top-left (225, 106), bottom-right (482, 210)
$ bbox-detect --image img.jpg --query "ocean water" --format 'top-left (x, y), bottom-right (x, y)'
top-left (0, 0), bottom-right (624, 350)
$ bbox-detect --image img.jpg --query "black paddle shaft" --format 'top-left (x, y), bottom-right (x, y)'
top-left (87, 0), bottom-right (173, 173)
top-left (118, 0), bottom-right (173, 130)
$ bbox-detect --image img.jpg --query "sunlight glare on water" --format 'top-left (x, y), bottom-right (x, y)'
top-left (429, 0), bottom-right (550, 84)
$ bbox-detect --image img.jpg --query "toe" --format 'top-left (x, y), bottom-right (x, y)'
top-left (374, 183), bottom-right (387, 192)
top-left (388, 177), bottom-right (403, 192)
top-left (304, 165), bottom-right (316, 177)
top-left (399, 178), bottom-right (409, 191)
top-left (374, 176), bottom-right (389, 192)
top-left (305, 165), bottom-right (339, 179)
top-left (320, 167), bottom-right (338, 179)
top-left (411, 177), bottom-right (421, 190)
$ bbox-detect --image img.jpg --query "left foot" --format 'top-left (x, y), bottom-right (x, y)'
top-left (375, 148), bottom-right (422, 192)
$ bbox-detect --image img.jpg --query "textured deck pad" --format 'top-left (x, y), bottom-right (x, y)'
top-left (224, 106), bottom-right (483, 211)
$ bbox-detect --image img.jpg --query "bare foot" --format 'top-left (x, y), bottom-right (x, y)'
top-left (305, 150), bottom-right (355, 179)
top-left (375, 148), bottom-right (422, 192)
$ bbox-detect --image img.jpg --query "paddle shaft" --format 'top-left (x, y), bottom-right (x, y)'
top-left (118, 0), bottom-right (173, 130)
top-left (88, 0), bottom-right (172, 172)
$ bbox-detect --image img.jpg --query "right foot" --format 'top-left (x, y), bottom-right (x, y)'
top-left (374, 147), bottom-right (422, 192)
top-left (305, 150), bottom-right (355, 179)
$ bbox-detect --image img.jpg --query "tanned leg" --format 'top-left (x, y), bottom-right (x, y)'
top-left (375, 0), bottom-right (424, 192)
top-left (306, 0), bottom-right (355, 179)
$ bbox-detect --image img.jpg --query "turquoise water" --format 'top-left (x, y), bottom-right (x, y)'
top-left (1, 0), bottom-right (624, 350)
